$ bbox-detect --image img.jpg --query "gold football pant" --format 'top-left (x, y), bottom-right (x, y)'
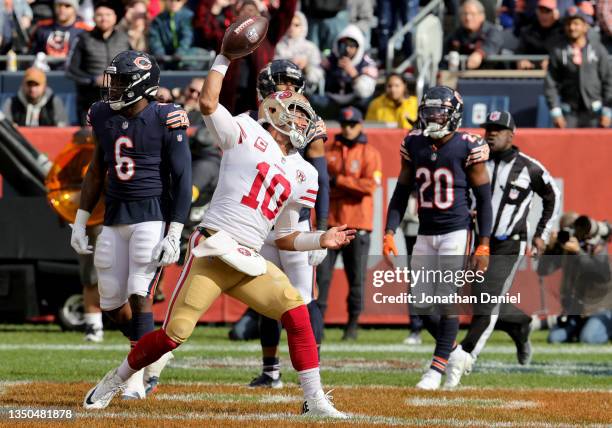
top-left (162, 230), bottom-right (304, 344)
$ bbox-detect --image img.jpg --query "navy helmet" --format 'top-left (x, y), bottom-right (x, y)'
top-left (102, 50), bottom-right (160, 111)
top-left (257, 59), bottom-right (305, 100)
top-left (418, 86), bottom-right (464, 139)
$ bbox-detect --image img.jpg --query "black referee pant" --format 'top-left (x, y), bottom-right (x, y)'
top-left (316, 230), bottom-right (371, 320)
top-left (461, 238), bottom-right (531, 356)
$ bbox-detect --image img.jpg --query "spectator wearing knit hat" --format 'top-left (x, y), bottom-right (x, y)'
top-left (544, 5), bottom-right (612, 128)
top-left (2, 67), bottom-right (68, 126)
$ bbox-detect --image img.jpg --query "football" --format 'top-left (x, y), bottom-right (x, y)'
top-left (221, 15), bottom-right (269, 60)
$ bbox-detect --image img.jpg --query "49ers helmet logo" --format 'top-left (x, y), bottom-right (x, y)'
top-left (238, 248), bottom-right (252, 256)
top-left (134, 56), bottom-right (152, 70)
top-left (276, 91), bottom-right (292, 99)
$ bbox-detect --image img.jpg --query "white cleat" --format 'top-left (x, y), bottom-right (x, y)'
top-left (144, 352), bottom-right (174, 396)
top-left (302, 390), bottom-right (348, 419)
top-left (403, 332), bottom-right (422, 345)
top-left (121, 368), bottom-right (146, 400)
top-left (416, 369), bottom-right (442, 390)
top-left (83, 368), bottom-right (125, 409)
top-left (444, 345), bottom-right (475, 390)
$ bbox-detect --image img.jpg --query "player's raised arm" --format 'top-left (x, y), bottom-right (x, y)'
top-left (199, 15), bottom-right (269, 151)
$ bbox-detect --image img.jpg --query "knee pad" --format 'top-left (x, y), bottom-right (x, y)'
top-left (97, 273), bottom-right (125, 311)
top-left (127, 274), bottom-right (155, 300)
top-left (164, 316), bottom-right (196, 344)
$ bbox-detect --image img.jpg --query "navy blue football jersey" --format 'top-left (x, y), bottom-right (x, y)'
top-left (87, 101), bottom-right (192, 226)
top-left (401, 130), bottom-right (489, 235)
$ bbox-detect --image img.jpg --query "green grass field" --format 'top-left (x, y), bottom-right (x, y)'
top-left (0, 324), bottom-right (610, 426)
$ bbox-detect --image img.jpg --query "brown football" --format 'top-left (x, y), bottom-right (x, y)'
top-left (221, 15), bottom-right (269, 60)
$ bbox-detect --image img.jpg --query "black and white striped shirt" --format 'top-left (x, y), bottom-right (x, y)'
top-left (487, 147), bottom-right (561, 242)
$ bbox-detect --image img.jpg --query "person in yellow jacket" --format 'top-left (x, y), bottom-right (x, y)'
top-left (365, 73), bottom-right (417, 129)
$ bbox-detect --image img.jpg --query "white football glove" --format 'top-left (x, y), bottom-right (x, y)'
top-left (152, 222), bottom-right (184, 266)
top-left (308, 248), bottom-right (328, 266)
top-left (70, 209), bottom-right (93, 255)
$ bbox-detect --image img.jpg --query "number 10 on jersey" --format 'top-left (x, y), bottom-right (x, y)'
top-left (241, 161), bottom-right (291, 220)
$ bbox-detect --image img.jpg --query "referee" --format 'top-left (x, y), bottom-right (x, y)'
top-left (445, 111), bottom-right (561, 388)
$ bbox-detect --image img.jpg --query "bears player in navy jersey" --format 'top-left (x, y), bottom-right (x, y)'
top-left (246, 59), bottom-right (330, 389)
top-left (384, 86), bottom-right (493, 390)
top-left (70, 51), bottom-right (192, 399)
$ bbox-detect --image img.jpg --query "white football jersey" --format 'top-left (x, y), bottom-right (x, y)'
top-left (202, 113), bottom-right (319, 250)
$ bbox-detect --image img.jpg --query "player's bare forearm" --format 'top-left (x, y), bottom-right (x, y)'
top-left (275, 231), bottom-right (301, 251)
top-left (199, 69), bottom-right (225, 116)
top-left (79, 140), bottom-right (105, 213)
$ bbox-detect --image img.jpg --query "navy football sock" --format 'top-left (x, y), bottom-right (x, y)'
top-left (260, 315), bottom-right (282, 348)
top-left (430, 316), bottom-right (459, 374)
top-left (130, 312), bottom-right (154, 348)
top-left (307, 301), bottom-right (324, 345)
top-left (422, 314), bottom-right (441, 339)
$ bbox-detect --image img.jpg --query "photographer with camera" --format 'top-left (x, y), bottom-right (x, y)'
top-left (539, 214), bottom-right (612, 344)
top-left (311, 24), bottom-right (378, 119)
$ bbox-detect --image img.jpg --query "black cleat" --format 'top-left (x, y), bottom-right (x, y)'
top-left (248, 372), bottom-right (283, 388)
top-left (342, 319), bottom-right (359, 341)
top-left (512, 321), bottom-right (533, 365)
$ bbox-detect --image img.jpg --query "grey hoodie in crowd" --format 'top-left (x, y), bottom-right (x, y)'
top-left (274, 11), bottom-right (325, 86)
top-left (2, 87), bottom-right (68, 127)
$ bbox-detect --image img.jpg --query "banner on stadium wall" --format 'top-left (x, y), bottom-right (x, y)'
top-left (13, 127), bottom-right (612, 324)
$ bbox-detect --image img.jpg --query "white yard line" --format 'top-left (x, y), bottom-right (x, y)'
top-left (154, 392), bottom-right (302, 404)
top-left (0, 343), bottom-right (610, 355)
top-left (407, 397), bottom-right (539, 409)
top-left (63, 409), bottom-right (605, 427)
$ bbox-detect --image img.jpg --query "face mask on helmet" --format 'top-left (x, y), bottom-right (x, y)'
top-left (283, 103), bottom-right (315, 149)
top-left (260, 94), bottom-right (315, 150)
top-left (419, 105), bottom-right (456, 139)
top-left (101, 67), bottom-right (155, 111)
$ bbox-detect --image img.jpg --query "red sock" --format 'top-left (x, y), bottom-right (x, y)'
top-left (281, 305), bottom-right (319, 372)
top-left (127, 329), bottom-right (179, 371)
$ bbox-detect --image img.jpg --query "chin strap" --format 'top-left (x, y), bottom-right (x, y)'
top-left (423, 122), bottom-right (451, 139)
top-left (289, 128), bottom-right (306, 149)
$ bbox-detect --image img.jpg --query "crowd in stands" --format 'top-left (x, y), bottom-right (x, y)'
top-left (0, 0), bottom-right (608, 127)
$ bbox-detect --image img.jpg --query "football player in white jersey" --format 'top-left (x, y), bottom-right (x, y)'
top-left (82, 38), bottom-right (354, 418)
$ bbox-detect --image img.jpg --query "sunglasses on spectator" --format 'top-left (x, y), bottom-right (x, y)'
top-left (188, 87), bottom-right (200, 94)
top-left (340, 122), bottom-right (359, 128)
top-left (537, 6), bottom-right (554, 13)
